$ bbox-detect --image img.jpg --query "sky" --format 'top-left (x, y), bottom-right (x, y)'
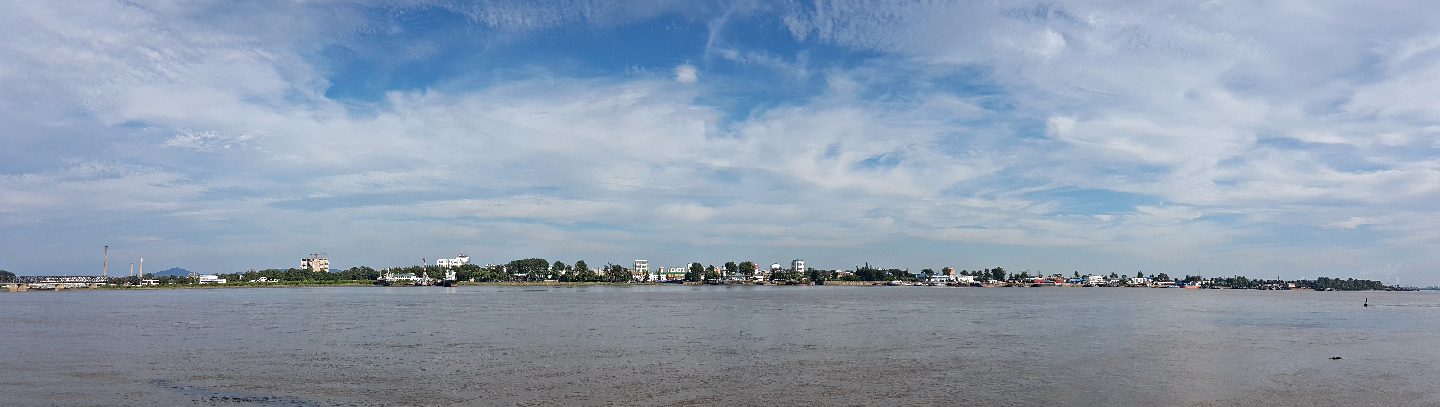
top-left (2, 1), bottom-right (1439, 284)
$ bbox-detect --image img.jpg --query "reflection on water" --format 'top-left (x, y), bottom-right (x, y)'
top-left (2, 286), bottom-right (1437, 406)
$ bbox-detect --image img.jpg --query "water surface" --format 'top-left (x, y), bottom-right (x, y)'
top-left (2, 286), bottom-right (1436, 406)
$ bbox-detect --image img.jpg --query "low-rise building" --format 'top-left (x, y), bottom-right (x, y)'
top-left (659, 268), bottom-right (687, 281)
top-left (922, 273), bottom-right (955, 283)
top-left (198, 275), bottom-right (228, 284)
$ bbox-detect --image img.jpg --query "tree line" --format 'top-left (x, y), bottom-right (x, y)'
top-left (14, 260), bottom-right (1392, 291)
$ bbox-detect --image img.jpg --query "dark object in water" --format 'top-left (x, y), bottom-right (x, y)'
top-left (1329, 356), bottom-right (1343, 360)
top-left (1363, 298), bottom-right (1369, 307)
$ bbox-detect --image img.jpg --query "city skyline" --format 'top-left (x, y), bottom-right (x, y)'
top-left (2, 1), bottom-right (1439, 284)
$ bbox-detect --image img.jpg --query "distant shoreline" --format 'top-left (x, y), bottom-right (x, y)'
top-left (5, 280), bottom-right (1425, 292)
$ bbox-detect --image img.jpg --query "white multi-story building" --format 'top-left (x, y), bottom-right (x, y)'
top-left (301, 254), bottom-right (329, 272)
top-left (633, 259), bottom-right (649, 281)
top-left (437, 254), bottom-right (470, 267)
top-left (792, 259), bottom-right (806, 275)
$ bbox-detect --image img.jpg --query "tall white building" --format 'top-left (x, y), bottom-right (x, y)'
top-left (437, 254), bottom-right (470, 267)
top-left (792, 259), bottom-right (806, 275)
top-left (633, 259), bottom-right (649, 281)
top-left (301, 253), bottom-right (330, 272)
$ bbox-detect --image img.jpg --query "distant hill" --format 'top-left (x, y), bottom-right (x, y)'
top-left (151, 267), bottom-right (192, 277)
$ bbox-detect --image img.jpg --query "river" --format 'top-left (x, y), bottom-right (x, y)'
top-left (2, 285), bottom-right (1436, 406)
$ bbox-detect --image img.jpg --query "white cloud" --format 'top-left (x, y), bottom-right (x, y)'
top-left (673, 63), bottom-right (699, 83)
top-left (163, 130), bottom-right (257, 152)
top-left (0, 161), bottom-right (203, 225)
top-left (4, 1), bottom-right (1440, 283)
top-left (1331, 217), bottom-right (1376, 230)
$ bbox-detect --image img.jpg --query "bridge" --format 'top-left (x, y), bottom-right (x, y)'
top-left (5, 276), bottom-right (112, 291)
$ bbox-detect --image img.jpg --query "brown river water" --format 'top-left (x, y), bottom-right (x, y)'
top-left (2, 285), bottom-right (1437, 406)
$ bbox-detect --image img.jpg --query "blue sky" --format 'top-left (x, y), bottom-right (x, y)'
top-left (2, 1), bottom-right (1439, 284)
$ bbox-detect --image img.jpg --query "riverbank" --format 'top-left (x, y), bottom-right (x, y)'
top-left (4, 280), bottom-right (666, 292)
top-left (5, 280), bottom-right (1415, 292)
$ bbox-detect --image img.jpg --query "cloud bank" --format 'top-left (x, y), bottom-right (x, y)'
top-left (1, 1), bottom-right (1438, 284)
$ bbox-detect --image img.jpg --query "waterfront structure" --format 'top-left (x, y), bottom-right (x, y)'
top-left (198, 275), bottom-right (227, 284)
top-left (792, 259), bottom-right (806, 275)
top-left (658, 268), bottom-right (687, 281)
top-left (633, 259), bottom-right (648, 281)
top-left (436, 254), bottom-right (470, 267)
top-left (301, 253), bottom-right (330, 272)
top-left (922, 274), bottom-right (951, 284)
top-left (656, 267), bottom-right (687, 281)
top-left (27, 276), bottom-right (110, 289)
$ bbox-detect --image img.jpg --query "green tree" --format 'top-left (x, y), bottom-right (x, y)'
top-left (604, 264), bottom-right (630, 282)
top-left (704, 265), bottom-right (722, 281)
top-left (855, 265), bottom-right (880, 281)
top-left (339, 266), bottom-right (379, 281)
top-left (507, 258), bottom-right (550, 281)
top-left (738, 261), bottom-right (757, 279)
top-left (990, 267), bottom-right (1007, 282)
top-left (724, 261), bottom-right (738, 278)
top-left (686, 262), bottom-right (704, 282)
top-left (888, 268), bottom-right (913, 281)
top-left (808, 267), bottom-right (829, 283)
top-left (0, 269), bottom-right (14, 282)
top-left (552, 261), bottom-right (568, 276)
top-left (453, 264), bottom-right (493, 282)
top-left (1136, 271), bottom-right (1145, 278)
top-left (574, 260), bottom-right (589, 273)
